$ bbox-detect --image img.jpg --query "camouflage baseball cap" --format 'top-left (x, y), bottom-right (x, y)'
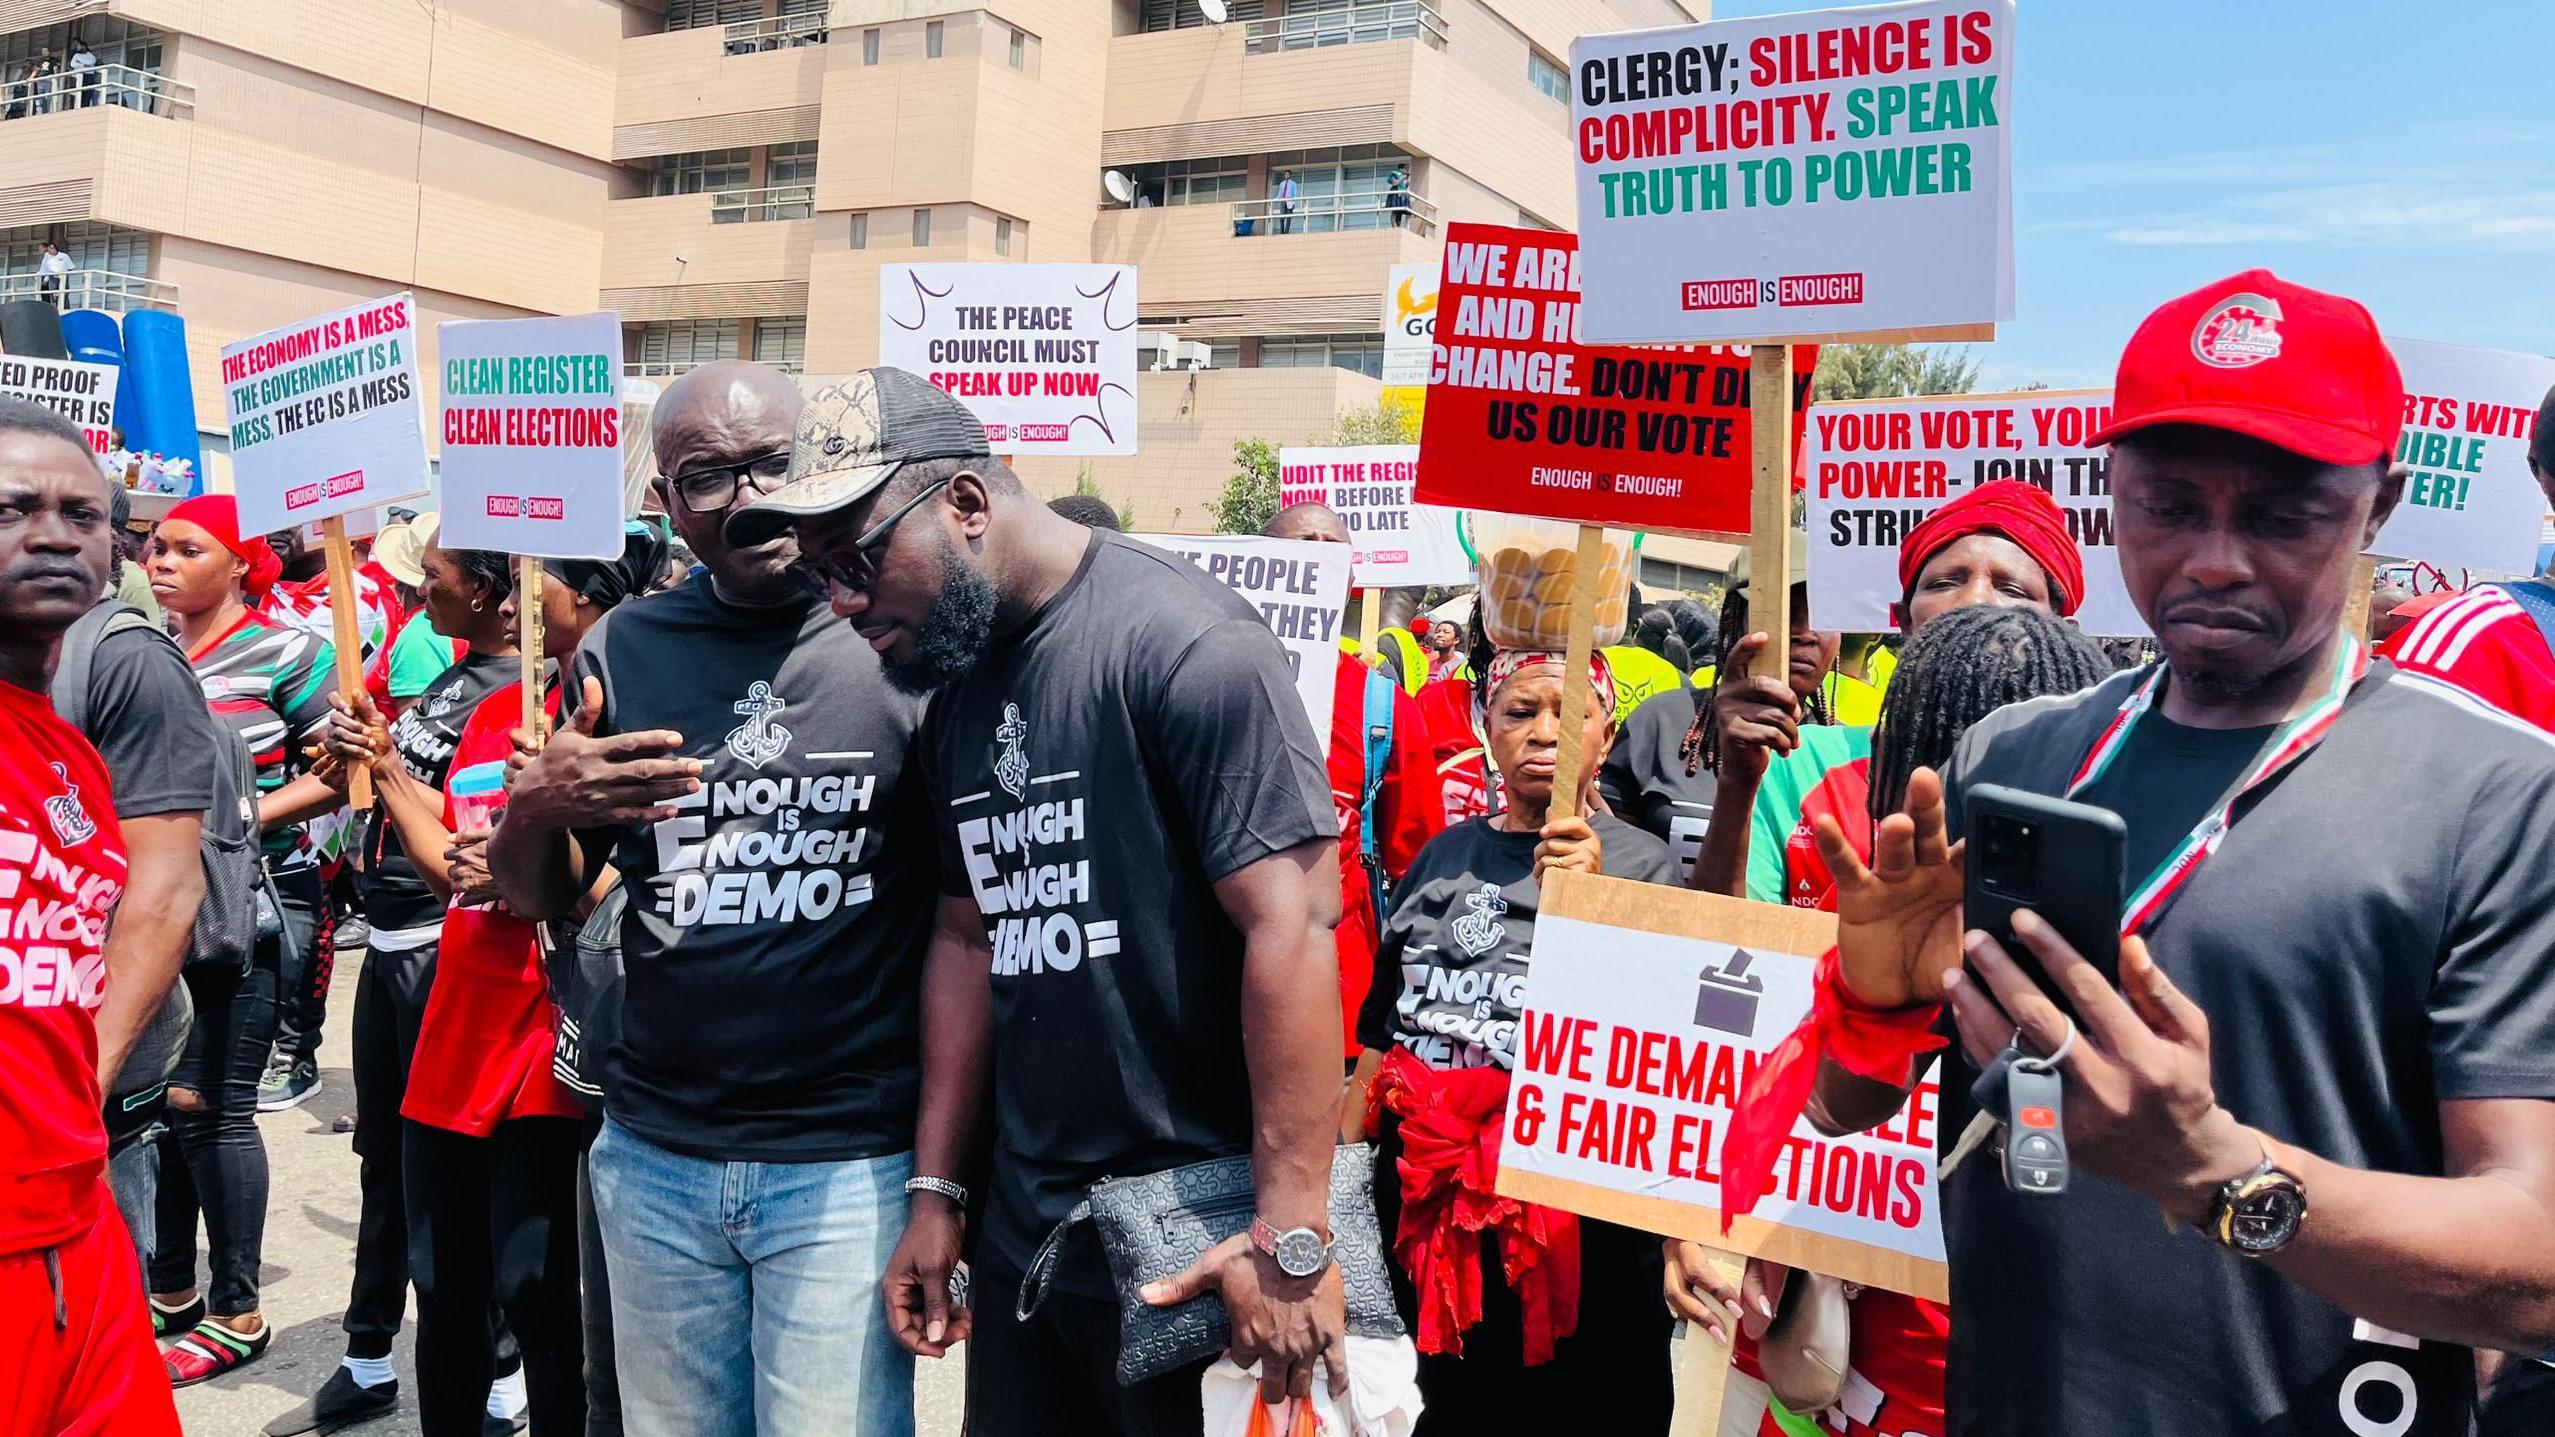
top-left (723, 366), bottom-right (990, 547)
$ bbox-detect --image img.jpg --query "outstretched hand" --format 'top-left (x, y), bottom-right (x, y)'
top-left (1815, 766), bottom-right (1966, 1008)
top-left (503, 676), bottom-right (700, 829)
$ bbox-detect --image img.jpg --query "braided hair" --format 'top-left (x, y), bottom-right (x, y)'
top-left (1680, 583), bottom-right (1833, 776)
top-left (445, 546), bottom-right (516, 606)
top-left (1864, 603), bottom-right (2109, 827)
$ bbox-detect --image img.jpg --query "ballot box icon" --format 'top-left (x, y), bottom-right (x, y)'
top-left (1693, 949), bottom-right (1764, 1036)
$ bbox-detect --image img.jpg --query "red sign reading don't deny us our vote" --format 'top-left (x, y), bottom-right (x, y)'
top-left (1415, 222), bottom-right (1815, 535)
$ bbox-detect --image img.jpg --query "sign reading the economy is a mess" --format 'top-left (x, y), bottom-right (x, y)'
top-left (1416, 223), bottom-right (1811, 534)
top-left (1571, 0), bottom-right (2014, 345)
top-left (1381, 261), bottom-right (1440, 388)
top-left (221, 294), bottom-right (428, 533)
top-left (1804, 391), bottom-right (2146, 636)
top-left (2381, 338), bottom-right (2555, 576)
top-left (878, 263), bottom-right (1138, 455)
top-left (1278, 444), bottom-right (1468, 587)
top-left (436, 313), bottom-right (627, 560)
top-left (1135, 534), bottom-right (1352, 740)
top-left (0, 355), bottom-right (115, 454)
top-left (1496, 875), bottom-right (1948, 1301)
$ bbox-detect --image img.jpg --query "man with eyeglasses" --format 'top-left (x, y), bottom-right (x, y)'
top-left (727, 368), bottom-right (1348, 1435)
top-left (492, 360), bottom-right (939, 1437)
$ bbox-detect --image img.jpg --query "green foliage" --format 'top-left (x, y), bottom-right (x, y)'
top-left (1810, 343), bottom-right (1985, 401)
top-left (1073, 463), bottom-right (1137, 531)
top-left (1326, 397), bottom-right (1420, 446)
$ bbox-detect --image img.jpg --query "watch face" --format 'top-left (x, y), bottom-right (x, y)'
top-left (1273, 1228), bottom-right (1330, 1278)
top-left (2228, 1183), bottom-right (2306, 1254)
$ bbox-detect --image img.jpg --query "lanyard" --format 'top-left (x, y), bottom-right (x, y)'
top-left (2065, 636), bottom-right (2367, 934)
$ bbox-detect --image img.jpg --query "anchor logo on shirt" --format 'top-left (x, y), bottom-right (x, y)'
top-left (724, 681), bottom-right (793, 770)
top-left (993, 702), bottom-right (1030, 801)
top-left (43, 763), bottom-right (95, 848)
top-left (1450, 883), bottom-right (1508, 957)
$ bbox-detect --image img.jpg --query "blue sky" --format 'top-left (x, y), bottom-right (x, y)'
top-left (1702, 0), bottom-right (2555, 389)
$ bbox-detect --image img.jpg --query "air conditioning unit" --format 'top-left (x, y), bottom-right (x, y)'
top-left (1181, 340), bottom-right (1213, 371)
top-left (1145, 331), bottom-right (1184, 371)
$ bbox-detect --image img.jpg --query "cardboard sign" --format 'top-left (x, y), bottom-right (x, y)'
top-left (878, 262), bottom-right (1138, 455)
top-left (0, 355), bottom-right (116, 454)
top-left (1134, 534), bottom-right (1352, 740)
top-left (2379, 337), bottom-right (2555, 576)
top-left (1278, 444), bottom-right (1468, 587)
top-left (1804, 391), bottom-right (2148, 636)
top-left (1415, 223), bottom-right (1812, 535)
top-left (1497, 874), bottom-right (1948, 1301)
top-left (1571, 0), bottom-right (2014, 345)
top-left (221, 294), bottom-right (429, 533)
top-left (436, 313), bottom-right (627, 560)
top-left (1381, 261), bottom-right (1440, 388)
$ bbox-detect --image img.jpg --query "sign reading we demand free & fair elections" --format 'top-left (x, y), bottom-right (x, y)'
top-left (1572, 0), bottom-right (2015, 344)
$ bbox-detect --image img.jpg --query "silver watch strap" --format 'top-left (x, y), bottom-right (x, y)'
top-left (904, 1175), bottom-right (969, 1208)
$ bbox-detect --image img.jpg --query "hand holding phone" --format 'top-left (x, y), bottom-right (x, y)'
top-left (1961, 784), bottom-right (2126, 1025)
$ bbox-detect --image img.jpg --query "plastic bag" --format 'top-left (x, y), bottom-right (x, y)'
top-left (1468, 514), bottom-right (1636, 651)
top-left (1199, 1336), bottom-right (1424, 1437)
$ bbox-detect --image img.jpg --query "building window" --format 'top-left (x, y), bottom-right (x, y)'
top-left (766, 140), bottom-right (817, 188)
top-left (1208, 341), bottom-right (1240, 369)
top-left (1257, 333), bottom-right (1385, 379)
top-left (849, 212), bottom-right (868, 249)
top-left (1265, 0), bottom-right (1425, 51)
top-left (664, 0), bottom-right (759, 32)
top-left (627, 319), bottom-right (741, 376)
top-left (1529, 49), bottom-right (1568, 104)
top-left (1141, 0), bottom-right (1265, 30)
top-left (994, 217), bottom-right (1013, 256)
top-left (648, 147), bottom-right (753, 197)
top-left (1264, 144), bottom-right (1411, 232)
top-left (1009, 27), bottom-right (1027, 69)
top-left (752, 316), bottom-right (807, 371)
top-left (1116, 155), bottom-right (1247, 209)
top-left (862, 28), bottom-right (880, 64)
top-left (925, 21), bottom-right (943, 58)
top-left (913, 208), bottom-right (933, 246)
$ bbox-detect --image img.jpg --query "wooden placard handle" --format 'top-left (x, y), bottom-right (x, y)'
top-left (1549, 523), bottom-right (1606, 821)
top-left (1746, 345), bottom-right (1796, 685)
top-left (320, 516), bottom-right (372, 811)
top-left (517, 553), bottom-right (547, 750)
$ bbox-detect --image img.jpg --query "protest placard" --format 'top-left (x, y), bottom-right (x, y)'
top-left (2379, 337), bottom-right (2555, 576)
top-left (0, 354), bottom-right (115, 454)
top-left (436, 313), bottom-right (627, 561)
top-left (221, 294), bottom-right (429, 534)
top-left (1803, 390), bottom-right (2147, 635)
top-left (1496, 873), bottom-right (1949, 1302)
top-left (1278, 444), bottom-right (1468, 587)
top-left (878, 262), bottom-right (1138, 456)
top-left (1571, 0), bottom-right (2014, 345)
top-left (1381, 261), bottom-right (1439, 389)
top-left (1414, 223), bottom-right (1813, 536)
top-left (1134, 534), bottom-right (1352, 740)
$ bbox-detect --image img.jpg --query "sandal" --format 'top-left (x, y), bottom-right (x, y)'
top-left (149, 1293), bottom-right (205, 1338)
top-left (165, 1316), bottom-right (270, 1386)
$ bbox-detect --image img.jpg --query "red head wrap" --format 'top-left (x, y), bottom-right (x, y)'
top-left (1896, 480), bottom-right (2085, 619)
top-left (1483, 647), bottom-right (1616, 719)
top-left (163, 495), bottom-right (284, 602)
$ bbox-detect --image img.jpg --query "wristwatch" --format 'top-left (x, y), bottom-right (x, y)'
top-left (2205, 1155), bottom-right (2308, 1256)
top-left (1249, 1217), bottom-right (1334, 1279)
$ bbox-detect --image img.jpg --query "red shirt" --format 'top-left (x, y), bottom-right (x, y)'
top-left (400, 682), bottom-right (581, 1136)
top-left (2386, 586), bottom-right (2555, 732)
top-left (1412, 673), bottom-right (1493, 828)
top-left (0, 680), bottom-right (126, 1253)
top-left (1328, 654), bottom-right (1444, 1057)
top-left (1781, 758), bottom-right (1875, 911)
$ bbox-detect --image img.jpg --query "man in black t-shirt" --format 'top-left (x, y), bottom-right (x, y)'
top-left (1797, 272), bottom-right (2555, 1435)
top-left (728, 367), bottom-right (1346, 1434)
top-left (493, 361), bottom-right (937, 1434)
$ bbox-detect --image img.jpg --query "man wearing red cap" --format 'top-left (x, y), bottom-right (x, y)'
top-left (2386, 383), bottom-right (2555, 730)
top-left (1774, 271), bottom-right (2555, 1435)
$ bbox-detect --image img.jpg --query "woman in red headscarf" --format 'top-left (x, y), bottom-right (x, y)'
top-left (141, 495), bottom-right (346, 1384)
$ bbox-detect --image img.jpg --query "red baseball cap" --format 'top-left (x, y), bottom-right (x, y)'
top-left (2088, 269), bottom-right (2405, 466)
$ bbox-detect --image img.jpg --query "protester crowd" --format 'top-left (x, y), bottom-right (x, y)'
top-left (6, 267), bottom-right (2555, 1437)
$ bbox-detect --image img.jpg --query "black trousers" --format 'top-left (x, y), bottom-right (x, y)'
top-left (1374, 1112), bottom-right (1673, 1431)
top-left (968, 1235), bottom-right (1210, 1437)
top-left (405, 1118), bottom-right (584, 1437)
top-left (275, 861), bottom-right (354, 1066)
top-left (577, 1116), bottom-right (620, 1437)
top-left (342, 935), bottom-right (436, 1356)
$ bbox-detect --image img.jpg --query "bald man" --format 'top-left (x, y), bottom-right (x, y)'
top-left (495, 361), bottom-right (939, 1436)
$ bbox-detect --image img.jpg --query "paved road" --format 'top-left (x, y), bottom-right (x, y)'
top-left (169, 947), bottom-right (966, 1436)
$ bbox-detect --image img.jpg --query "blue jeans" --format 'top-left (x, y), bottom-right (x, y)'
top-left (586, 1118), bottom-right (914, 1437)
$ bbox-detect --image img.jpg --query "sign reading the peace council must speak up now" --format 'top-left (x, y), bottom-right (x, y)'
top-left (1571, 0), bottom-right (2015, 344)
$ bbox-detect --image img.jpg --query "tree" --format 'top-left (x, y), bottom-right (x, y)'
top-left (1216, 398), bottom-right (1421, 534)
top-left (1810, 342), bottom-right (1983, 401)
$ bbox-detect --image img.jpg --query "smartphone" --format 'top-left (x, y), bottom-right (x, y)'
top-left (1962, 784), bottom-right (2126, 1022)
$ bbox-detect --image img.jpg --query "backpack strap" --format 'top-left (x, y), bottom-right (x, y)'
top-left (2493, 579), bottom-right (2555, 657)
top-left (1358, 667), bottom-right (1395, 920)
top-left (51, 599), bottom-right (160, 737)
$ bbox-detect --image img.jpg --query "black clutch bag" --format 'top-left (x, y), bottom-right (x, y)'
top-left (1014, 1144), bottom-right (1404, 1385)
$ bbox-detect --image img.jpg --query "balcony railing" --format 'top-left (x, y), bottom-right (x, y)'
top-left (722, 11), bottom-right (828, 54)
top-left (710, 183), bottom-right (814, 224)
top-left (0, 268), bottom-right (178, 313)
top-left (1243, 1), bottom-right (1446, 54)
top-left (1229, 189), bottom-right (1436, 238)
top-left (624, 359), bottom-right (803, 379)
top-left (0, 64), bottom-right (193, 120)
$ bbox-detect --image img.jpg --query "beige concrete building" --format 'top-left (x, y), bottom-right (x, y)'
top-left (14, 0), bottom-right (1731, 574)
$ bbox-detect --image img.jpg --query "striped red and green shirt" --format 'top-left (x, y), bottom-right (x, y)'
top-left (186, 609), bottom-right (337, 869)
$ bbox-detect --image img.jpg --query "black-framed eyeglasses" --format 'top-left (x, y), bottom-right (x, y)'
top-left (665, 451), bottom-right (791, 514)
top-left (789, 476), bottom-right (954, 599)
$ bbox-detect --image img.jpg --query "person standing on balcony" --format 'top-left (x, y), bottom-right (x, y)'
top-left (38, 241), bottom-right (70, 307)
top-left (69, 39), bottom-right (97, 108)
top-left (28, 51), bottom-right (55, 115)
top-left (1386, 164), bottom-right (1412, 228)
top-left (1275, 168), bottom-right (1299, 235)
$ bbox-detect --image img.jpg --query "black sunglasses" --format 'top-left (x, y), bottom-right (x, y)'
top-left (666, 451), bottom-right (791, 514)
top-left (789, 476), bottom-right (955, 599)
